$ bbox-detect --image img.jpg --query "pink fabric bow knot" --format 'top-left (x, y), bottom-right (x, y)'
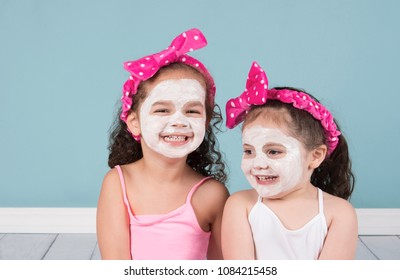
top-left (226, 62), bottom-right (268, 129)
top-left (120, 28), bottom-right (215, 125)
top-left (123, 29), bottom-right (207, 83)
top-left (226, 61), bottom-right (341, 155)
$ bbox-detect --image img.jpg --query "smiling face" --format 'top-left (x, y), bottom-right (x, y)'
top-left (241, 112), bottom-right (309, 198)
top-left (137, 69), bottom-right (207, 159)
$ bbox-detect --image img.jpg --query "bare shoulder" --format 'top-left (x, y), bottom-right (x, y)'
top-left (229, 189), bottom-right (258, 203)
top-left (102, 167), bottom-right (120, 185)
top-left (191, 178), bottom-right (229, 229)
top-left (323, 192), bottom-right (357, 225)
top-left (225, 189), bottom-right (258, 212)
top-left (98, 167), bottom-right (124, 204)
top-left (100, 167), bottom-right (122, 192)
top-left (193, 178), bottom-right (229, 205)
top-left (323, 192), bottom-right (356, 213)
top-left (229, 189), bottom-right (258, 201)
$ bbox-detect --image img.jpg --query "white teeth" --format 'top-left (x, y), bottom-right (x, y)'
top-left (257, 176), bottom-right (277, 181)
top-left (164, 136), bottom-right (187, 142)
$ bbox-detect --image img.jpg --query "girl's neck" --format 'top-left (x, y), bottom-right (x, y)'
top-left (139, 151), bottom-right (190, 183)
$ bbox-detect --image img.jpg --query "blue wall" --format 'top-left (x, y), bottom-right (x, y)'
top-left (1, 0), bottom-right (399, 208)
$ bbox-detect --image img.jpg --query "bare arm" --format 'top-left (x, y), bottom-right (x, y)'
top-left (96, 169), bottom-right (131, 260)
top-left (221, 192), bottom-right (255, 260)
top-left (318, 200), bottom-right (358, 259)
top-left (205, 181), bottom-right (230, 260)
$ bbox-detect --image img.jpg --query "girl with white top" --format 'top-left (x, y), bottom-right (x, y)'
top-left (222, 61), bottom-right (357, 259)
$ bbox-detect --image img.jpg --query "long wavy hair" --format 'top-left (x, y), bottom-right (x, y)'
top-left (108, 63), bottom-right (227, 184)
top-left (243, 87), bottom-right (354, 200)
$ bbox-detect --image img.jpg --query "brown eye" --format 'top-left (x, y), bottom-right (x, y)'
top-left (266, 149), bottom-right (284, 158)
top-left (186, 110), bottom-right (201, 114)
top-left (153, 108), bottom-right (169, 113)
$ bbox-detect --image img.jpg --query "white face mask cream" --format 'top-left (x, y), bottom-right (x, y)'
top-left (241, 125), bottom-right (304, 197)
top-left (139, 79), bottom-right (206, 158)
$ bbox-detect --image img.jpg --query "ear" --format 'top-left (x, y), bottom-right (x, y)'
top-left (308, 145), bottom-right (328, 169)
top-left (126, 111), bottom-right (141, 137)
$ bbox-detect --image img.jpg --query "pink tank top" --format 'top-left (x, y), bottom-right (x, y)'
top-left (115, 165), bottom-right (211, 260)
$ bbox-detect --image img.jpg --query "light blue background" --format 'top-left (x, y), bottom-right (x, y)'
top-left (1, 0), bottom-right (399, 208)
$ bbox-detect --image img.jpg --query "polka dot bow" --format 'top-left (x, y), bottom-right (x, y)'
top-left (226, 62), bottom-right (269, 129)
top-left (225, 61), bottom-right (341, 155)
top-left (120, 28), bottom-right (216, 124)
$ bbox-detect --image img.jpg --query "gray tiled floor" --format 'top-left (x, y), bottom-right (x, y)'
top-left (0, 233), bottom-right (399, 260)
top-left (0, 233), bottom-right (100, 260)
top-left (356, 235), bottom-right (400, 260)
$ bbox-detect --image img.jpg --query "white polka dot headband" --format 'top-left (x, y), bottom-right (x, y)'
top-left (226, 61), bottom-right (341, 155)
top-left (120, 28), bottom-right (216, 139)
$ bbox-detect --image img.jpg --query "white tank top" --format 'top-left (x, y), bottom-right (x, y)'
top-left (248, 188), bottom-right (327, 260)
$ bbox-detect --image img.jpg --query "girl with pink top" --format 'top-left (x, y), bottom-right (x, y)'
top-left (222, 62), bottom-right (358, 260)
top-left (97, 29), bottom-right (229, 260)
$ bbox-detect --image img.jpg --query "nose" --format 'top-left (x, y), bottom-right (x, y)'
top-left (168, 111), bottom-right (189, 128)
top-left (172, 122), bottom-right (188, 128)
top-left (253, 154), bottom-right (269, 170)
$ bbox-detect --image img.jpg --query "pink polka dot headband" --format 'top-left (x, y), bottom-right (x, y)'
top-left (226, 61), bottom-right (341, 155)
top-left (120, 28), bottom-right (215, 131)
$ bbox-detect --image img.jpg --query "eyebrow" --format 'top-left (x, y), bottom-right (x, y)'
top-left (263, 142), bottom-right (285, 147)
top-left (151, 101), bottom-right (172, 107)
top-left (184, 101), bottom-right (204, 107)
top-left (242, 142), bottom-right (285, 148)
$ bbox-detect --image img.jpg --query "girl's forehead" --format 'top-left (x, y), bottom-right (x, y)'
top-left (243, 114), bottom-right (291, 135)
top-left (243, 125), bottom-right (290, 140)
top-left (145, 68), bottom-right (206, 93)
top-left (145, 79), bottom-right (206, 102)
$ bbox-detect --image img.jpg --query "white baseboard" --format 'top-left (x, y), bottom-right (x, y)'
top-left (0, 208), bottom-right (96, 233)
top-left (0, 208), bottom-right (399, 235)
top-left (356, 208), bottom-right (400, 235)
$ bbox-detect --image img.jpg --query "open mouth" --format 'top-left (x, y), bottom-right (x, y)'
top-left (255, 175), bottom-right (279, 184)
top-left (161, 134), bottom-right (193, 145)
top-left (163, 135), bottom-right (189, 142)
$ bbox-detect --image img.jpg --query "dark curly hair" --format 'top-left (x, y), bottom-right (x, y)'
top-left (243, 87), bottom-right (354, 200)
top-left (108, 63), bottom-right (227, 184)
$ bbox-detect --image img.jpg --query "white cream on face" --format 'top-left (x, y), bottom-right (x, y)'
top-left (139, 79), bottom-right (206, 158)
top-left (241, 125), bottom-right (304, 198)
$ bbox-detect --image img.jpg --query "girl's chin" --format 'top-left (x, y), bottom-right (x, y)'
top-left (255, 185), bottom-right (284, 198)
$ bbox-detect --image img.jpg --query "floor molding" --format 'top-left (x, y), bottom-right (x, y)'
top-left (0, 208), bottom-right (399, 234)
top-left (356, 208), bottom-right (400, 235)
top-left (0, 208), bottom-right (96, 233)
